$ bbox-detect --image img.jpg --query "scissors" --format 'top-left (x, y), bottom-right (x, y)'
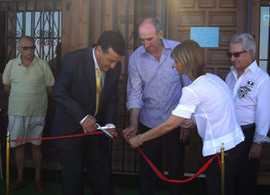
top-left (96, 123), bottom-right (115, 138)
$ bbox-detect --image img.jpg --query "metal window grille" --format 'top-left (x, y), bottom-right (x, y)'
top-left (0, 0), bottom-right (62, 73)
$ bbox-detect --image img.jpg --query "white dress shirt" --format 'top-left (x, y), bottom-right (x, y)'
top-left (172, 73), bottom-right (244, 156)
top-left (92, 48), bottom-right (105, 87)
top-left (225, 61), bottom-right (270, 143)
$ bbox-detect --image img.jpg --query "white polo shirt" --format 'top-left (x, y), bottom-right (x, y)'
top-left (225, 60), bottom-right (270, 143)
top-left (172, 73), bottom-right (244, 156)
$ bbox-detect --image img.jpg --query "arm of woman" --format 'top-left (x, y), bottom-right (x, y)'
top-left (128, 114), bottom-right (185, 148)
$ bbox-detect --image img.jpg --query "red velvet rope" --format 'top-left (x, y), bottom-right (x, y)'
top-left (137, 147), bottom-right (221, 183)
top-left (9, 133), bottom-right (221, 183)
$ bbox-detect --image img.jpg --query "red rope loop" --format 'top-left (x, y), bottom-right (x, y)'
top-left (137, 147), bottom-right (221, 183)
top-left (9, 132), bottom-right (221, 183)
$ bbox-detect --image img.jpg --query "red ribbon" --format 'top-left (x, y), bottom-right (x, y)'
top-left (10, 132), bottom-right (221, 183)
top-left (10, 131), bottom-right (104, 142)
top-left (137, 147), bottom-right (221, 183)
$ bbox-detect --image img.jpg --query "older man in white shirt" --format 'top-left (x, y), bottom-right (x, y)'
top-left (225, 32), bottom-right (270, 195)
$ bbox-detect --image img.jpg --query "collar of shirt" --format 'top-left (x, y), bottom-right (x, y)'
top-left (230, 60), bottom-right (257, 73)
top-left (92, 48), bottom-right (104, 86)
top-left (18, 55), bottom-right (37, 66)
top-left (230, 60), bottom-right (257, 79)
top-left (141, 38), bottom-right (173, 55)
top-left (92, 47), bottom-right (99, 70)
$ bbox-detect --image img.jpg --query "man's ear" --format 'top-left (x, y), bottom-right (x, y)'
top-left (94, 45), bottom-right (103, 58)
top-left (248, 49), bottom-right (253, 58)
top-left (96, 45), bottom-right (102, 54)
top-left (17, 46), bottom-right (21, 53)
top-left (158, 30), bottom-right (163, 39)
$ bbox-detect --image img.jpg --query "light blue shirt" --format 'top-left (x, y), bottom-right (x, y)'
top-left (127, 38), bottom-right (191, 128)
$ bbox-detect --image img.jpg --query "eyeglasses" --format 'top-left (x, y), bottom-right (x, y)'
top-left (19, 46), bottom-right (36, 51)
top-left (227, 50), bottom-right (246, 58)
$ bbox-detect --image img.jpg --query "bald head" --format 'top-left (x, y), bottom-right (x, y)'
top-left (139, 18), bottom-right (162, 35)
top-left (17, 36), bottom-right (36, 63)
top-left (138, 18), bottom-right (163, 56)
top-left (19, 36), bottom-right (35, 46)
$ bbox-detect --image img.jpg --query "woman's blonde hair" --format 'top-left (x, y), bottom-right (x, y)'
top-left (171, 40), bottom-right (205, 79)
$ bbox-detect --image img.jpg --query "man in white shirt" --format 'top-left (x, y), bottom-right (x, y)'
top-left (225, 33), bottom-right (270, 195)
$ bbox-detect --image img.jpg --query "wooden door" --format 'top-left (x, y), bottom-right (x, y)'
top-left (167, 0), bottom-right (246, 79)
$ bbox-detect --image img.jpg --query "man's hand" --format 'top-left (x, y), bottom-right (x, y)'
top-left (81, 115), bottom-right (97, 134)
top-left (248, 142), bottom-right (262, 159)
top-left (179, 128), bottom-right (191, 143)
top-left (123, 125), bottom-right (137, 140)
top-left (123, 108), bottom-right (140, 140)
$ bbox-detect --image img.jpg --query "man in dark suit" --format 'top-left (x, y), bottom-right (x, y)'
top-left (51, 30), bottom-right (125, 195)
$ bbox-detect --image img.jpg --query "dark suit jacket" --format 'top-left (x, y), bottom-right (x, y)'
top-left (51, 46), bottom-right (121, 150)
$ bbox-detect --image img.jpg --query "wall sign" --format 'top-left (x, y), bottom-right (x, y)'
top-left (190, 27), bottom-right (219, 48)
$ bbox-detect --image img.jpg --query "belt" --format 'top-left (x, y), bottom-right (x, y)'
top-left (241, 123), bottom-right (255, 130)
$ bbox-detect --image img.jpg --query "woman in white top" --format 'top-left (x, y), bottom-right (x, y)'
top-left (127, 40), bottom-right (245, 195)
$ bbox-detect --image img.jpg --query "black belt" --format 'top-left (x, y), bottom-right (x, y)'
top-left (241, 123), bottom-right (255, 130)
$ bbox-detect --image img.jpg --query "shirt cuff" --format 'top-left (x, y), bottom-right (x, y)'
top-left (80, 115), bottom-right (89, 125)
top-left (253, 132), bottom-right (270, 144)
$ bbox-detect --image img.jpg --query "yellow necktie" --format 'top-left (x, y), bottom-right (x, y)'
top-left (95, 68), bottom-right (102, 116)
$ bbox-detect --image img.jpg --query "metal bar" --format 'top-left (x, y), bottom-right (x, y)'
top-left (32, 0), bottom-right (36, 37)
top-left (59, 10), bottom-right (61, 40)
top-left (151, 0), bottom-right (154, 17)
top-left (14, 1), bottom-right (18, 57)
top-left (51, 0), bottom-right (56, 64)
top-left (41, 0), bottom-right (45, 59)
top-left (22, 1), bottom-right (26, 36)
top-left (58, 1), bottom-right (62, 40)
top-left (58, 10), bottom-right (61, 40)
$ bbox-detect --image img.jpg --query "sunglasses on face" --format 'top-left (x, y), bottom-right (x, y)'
top-left (19, 46), bottom-right (36, 51)
top-left (227, 50), bottom-right (246, 58)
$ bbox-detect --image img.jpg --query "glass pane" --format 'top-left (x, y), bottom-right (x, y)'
top-left (259, 6), bottom-right (270, 73)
